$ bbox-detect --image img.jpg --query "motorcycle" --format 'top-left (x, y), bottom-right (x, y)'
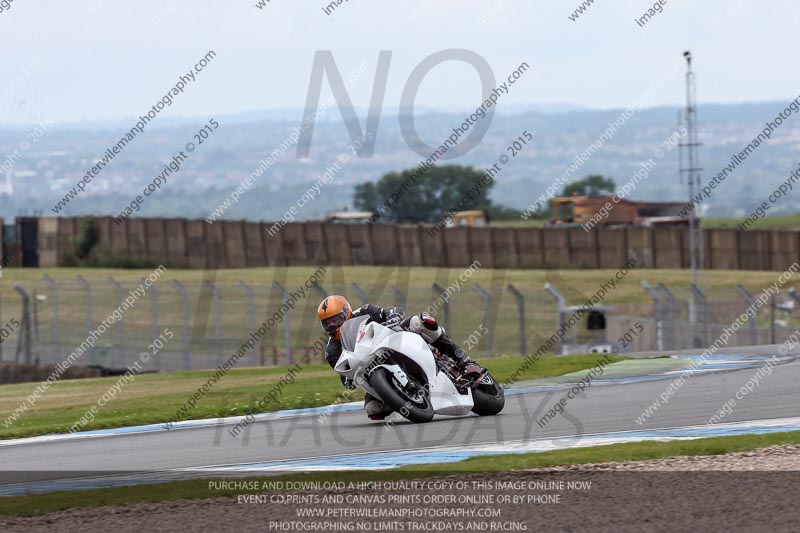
top-left (334, 315), bottom-right (505, 423)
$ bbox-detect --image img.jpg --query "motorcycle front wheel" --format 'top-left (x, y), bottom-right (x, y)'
top-left (368, 367), bottom-right (434, 423)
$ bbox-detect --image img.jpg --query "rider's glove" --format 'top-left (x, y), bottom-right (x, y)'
top-left (410, 312), bottom-right (438, 333)
top-left (419, 312), bottom-right (438, 331)
top-left (382, 307), bottom-right (404, 329)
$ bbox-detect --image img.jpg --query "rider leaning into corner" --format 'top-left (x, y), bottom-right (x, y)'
top-left (317, 295), bottom-right (475, 420)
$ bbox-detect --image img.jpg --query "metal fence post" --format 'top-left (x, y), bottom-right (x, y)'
top-left (42, 274), bottom-right (61, 364)
top-left (310, 282), bottom-right (328, 300)
top-left (238, 280), bottom-right (257, 364)
top-left (351, 283), bottom-right (368, 306)
top-left (0, 290), bottom-right (3, 361)
top-left (142, 277), bottom-right (159, 371)
top-left (736, 284), bottom-right (758, 346)
top-left (770, 294), bottom-right (776, 345)
top-left (689, 283), bottom-right (708, 348)
top-left (107, 277), bottom-right (125, 368)
top-left (32, 289), bottom-right (39, 344)
top-left (506, 284), bottom-right (527, 357)
top-left (473, 283), bottom-right (493, 358)
top-left (12, 284), bottom-right (32, 364)
top-left (544, 283), bottom-right (565, 355)
top-left (172, 280), bottom-right (190, 370)
top-left (238, 281), bottom-right (256, 338)
top-left (272, 281), bottom-right (293, 365)
top-left (656, 283), bottom-right (676, 350)
top-left (203, 280), bottom-right (223, 367)
top-left (389, 285), bottom-right (407, 309)
top-left (75, 275), bottom-right (95, 365)
top-left (641, 281), bottom-right (664, 351)
top-left (431, 283), bottom-right (450, 331)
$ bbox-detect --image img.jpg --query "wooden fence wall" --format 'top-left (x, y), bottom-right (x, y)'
top-left (9, 216), bottom-right (800, 271)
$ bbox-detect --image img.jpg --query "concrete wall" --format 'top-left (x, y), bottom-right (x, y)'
top-left (27, 217), bottom-right (799, 272)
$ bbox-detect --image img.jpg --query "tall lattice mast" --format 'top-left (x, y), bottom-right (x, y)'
top-left (680, 51), bottom-right (703, 287)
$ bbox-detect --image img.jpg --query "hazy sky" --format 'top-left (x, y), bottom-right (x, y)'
top-left (1, 0), bottom-right (798, 124)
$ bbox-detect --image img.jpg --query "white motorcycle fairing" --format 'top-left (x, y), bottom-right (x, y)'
top-left (334, 318), bottom-right (474, 417)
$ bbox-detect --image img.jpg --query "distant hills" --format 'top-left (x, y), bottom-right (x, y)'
top-left (2, 101), bottom-right (799, 222)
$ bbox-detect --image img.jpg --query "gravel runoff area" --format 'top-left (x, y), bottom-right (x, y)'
top-left (4, 444), bottom-right (800, 533)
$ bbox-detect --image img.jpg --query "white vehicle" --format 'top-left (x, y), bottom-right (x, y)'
top-left (334, 315), bottom-right (505, 423)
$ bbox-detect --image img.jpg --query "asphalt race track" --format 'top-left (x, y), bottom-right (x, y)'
top-left (2, 346), bottom-right (799, 494)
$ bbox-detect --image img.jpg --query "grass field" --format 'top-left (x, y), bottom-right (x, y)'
top-left (0, 264), bottom-right (794, 392)
top-left (492, 212), bottom-right (800, 229)
top-left (703, 212), bottom-right (800, 229)
top-left (0, 353), bottom-right (622, 439)
top-left (2, 430), bottom-right (798, 517)
top-left (0, 265), bottom-right (782, 372)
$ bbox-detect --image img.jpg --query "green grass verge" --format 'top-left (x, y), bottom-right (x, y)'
top-left (704, 211), bottom-right (800, 229)
top-left (0, 353), bottom-right (623, 439)
top-left (3, 430), bottom-right (799, 517)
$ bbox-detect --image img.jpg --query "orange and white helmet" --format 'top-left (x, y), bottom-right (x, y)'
top-left (317, 295), bottom-right (352, 338)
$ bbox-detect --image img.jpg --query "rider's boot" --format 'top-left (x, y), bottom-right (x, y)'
top-left (431, 333), bottom-right (473, 370)
top-left (410, 313), bottom-right (475, 370)
top-left (364, 393), bottom-right (392, 420)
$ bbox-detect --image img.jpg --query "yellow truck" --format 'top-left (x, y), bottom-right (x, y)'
top-left (549, 195), bottom-right (691, 227)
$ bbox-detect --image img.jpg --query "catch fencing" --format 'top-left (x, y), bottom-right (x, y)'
top-left (1, 276), bottom-right (799, 372)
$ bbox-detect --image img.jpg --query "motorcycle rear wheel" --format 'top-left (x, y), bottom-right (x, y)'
top-left (369, 367), bottom-right (434, 423)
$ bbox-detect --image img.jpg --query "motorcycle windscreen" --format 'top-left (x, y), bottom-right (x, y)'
top-left (340, 315), bottom-right (370, 352)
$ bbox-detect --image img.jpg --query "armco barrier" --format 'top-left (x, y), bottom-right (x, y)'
top-left (19, 216), bottom-right (800, 272)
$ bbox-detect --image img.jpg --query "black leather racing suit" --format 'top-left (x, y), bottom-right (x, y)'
top-left (324, 304), bottom-right (471, 411)
top-left (324, 304), bottom-right (391, 371)
top-left (324, 304), bottom-right (394, 410)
